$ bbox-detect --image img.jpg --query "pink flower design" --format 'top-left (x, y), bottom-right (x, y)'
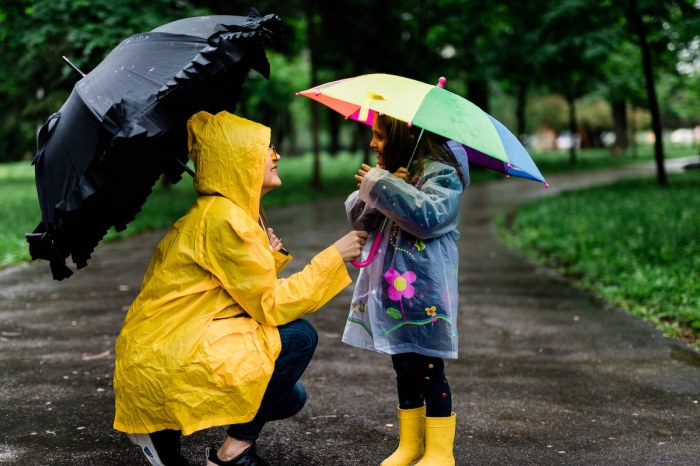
top-left (385, 268), bottom-right (416, 302)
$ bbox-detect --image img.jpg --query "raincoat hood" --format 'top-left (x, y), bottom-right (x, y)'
top-left (188, 111), bottom-right (271, 218)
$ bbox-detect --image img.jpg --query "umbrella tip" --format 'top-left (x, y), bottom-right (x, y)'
top-left (506, 174), bottom-right (510, 179)
top-left (437, 77), bottom-right (446, 88)
top-left (294, 92), bottom-right (300, 96)
top-left (544, 182), bottom-right (550, 189)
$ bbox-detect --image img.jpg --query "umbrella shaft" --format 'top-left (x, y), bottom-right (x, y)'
top-left (406, 129), bottom-right (425, 169)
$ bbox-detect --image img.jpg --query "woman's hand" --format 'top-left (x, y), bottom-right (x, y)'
top-left (354, 163), bottom-right (374, 187)
top-left (333, 230), bottom-right (368, 262)
top-left (267, 228), bottom-right (284, 251)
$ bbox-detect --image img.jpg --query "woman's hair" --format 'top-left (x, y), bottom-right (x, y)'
top-left (376, 114), bottom-right (463, 183)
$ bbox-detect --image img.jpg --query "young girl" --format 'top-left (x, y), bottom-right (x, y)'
top-left (343, 114), bottom-right (469, 466)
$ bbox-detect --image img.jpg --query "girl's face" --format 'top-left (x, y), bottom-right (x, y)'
top-left (261, 144), bottom-right (282, 196)
top-left (370, 118), bottom-right (386, 168)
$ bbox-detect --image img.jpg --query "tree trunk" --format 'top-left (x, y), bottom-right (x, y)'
top-left (328, 113), bottom-right (340, 157)
top-left (628, 0), bottom-right (668, 186)
top-left (467, 78), bottom-right (489, 114)
top-left (567, 94), bottom-right (578, 165)
top-left (357, 124), bottom-right (371, 166)
top-left (305, 2), bottom-right (322, 190)
top-left (611, 98), bottom-right (628, 155)
top-left (516, 81), bottom-right (528, 141)
top-left (630, 105), bottom-right (639, 158)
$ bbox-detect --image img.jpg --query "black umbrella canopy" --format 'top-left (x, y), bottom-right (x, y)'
top-left (27, 9), bottom-right (282, 280)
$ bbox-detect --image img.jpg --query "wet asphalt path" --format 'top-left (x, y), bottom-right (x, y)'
top-left (1, 158), bottom-right (699, 465)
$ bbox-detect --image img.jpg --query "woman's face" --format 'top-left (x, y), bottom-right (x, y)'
top-left (261, 144), bottom-right (282, 196)
top-left (370, 118), bottom-right (386, 169)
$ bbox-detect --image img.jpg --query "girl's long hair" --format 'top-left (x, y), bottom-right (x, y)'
top-left (377, 114), bottom-right (464, 183)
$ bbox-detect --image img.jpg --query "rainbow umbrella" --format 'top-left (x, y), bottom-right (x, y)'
top-left (296, 73), bottom-right (548, 186)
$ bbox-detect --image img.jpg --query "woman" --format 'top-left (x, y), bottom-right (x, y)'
top-left (113, 111), bottom-right (367, 466)
top-left (343, 114), bottom-right (469, 466)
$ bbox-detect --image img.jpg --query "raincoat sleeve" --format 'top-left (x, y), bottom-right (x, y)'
top-left (447, 140), bottom-right (471, 187)
top-left (357, 164), bottom-right (462, 239)
top-left (198, 212), bottom-right (351, 327)
top-left (344, 190), bottom-right (384, 232)
top-left (273, 248), bottom-right (292, 273)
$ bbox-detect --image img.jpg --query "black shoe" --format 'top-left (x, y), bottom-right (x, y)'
top-left (205, 443), bottom-right (269, 466)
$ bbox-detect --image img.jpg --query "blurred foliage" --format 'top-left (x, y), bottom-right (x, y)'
top-left (0, 0), bottom-right (698, 164)
top-left (0, 0), bottom-right (207, 161)
top-left (497, 169), bottom-right (700, 349)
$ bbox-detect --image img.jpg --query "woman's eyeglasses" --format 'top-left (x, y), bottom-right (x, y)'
top-left (269, 144), bottom-right (280, 159)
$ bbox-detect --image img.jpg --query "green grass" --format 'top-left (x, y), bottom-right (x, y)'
top-left (0, 163), bottom-right (43, 268)
top-left (523, 144), bottom-right (697, 174)
top-left (496, 169), bottom-right (700, 350)
top-left (2, 144), bottom-right (695, 268)
top-left (0, 152), bottom-right (362, 268)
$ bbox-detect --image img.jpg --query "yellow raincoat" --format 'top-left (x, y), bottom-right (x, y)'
top-left (113, 111), bottom-right (351, 435)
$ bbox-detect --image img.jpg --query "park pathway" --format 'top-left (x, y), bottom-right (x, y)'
top-left (1, 157), bottom-right (698, 465)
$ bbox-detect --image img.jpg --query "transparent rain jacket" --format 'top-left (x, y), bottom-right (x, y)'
top-left (342, 141), bottom-right (469, 359)
top-left (113, 111), bottom-right (350, 435)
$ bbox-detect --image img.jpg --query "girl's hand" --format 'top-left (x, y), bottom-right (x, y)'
top-left (392, 167), bottom-right (410, 182)
top-left (267, 228), bottom-right (284, 251)
top-left (354, 163), bottom-right (374, 187)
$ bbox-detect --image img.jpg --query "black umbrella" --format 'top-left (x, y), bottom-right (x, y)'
top-left (26, 9), bottom-right (282, 280)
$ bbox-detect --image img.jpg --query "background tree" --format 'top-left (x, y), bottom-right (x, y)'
top-left (0, 0), bottom-right (206, 162)
top-left (303, 0), bottom-right (458, 187)
top-left (597, 39), bottom-right (647, 155)
top-left (1, 0), bottom-right (698, 174)
top-left (626, 0), bottom-right (669, 185)
top-left (536, 0), bottom-right (613, 165)
top-left (620, 0), bottom-right (699, 186)
top-left (485, 1), bottom-right (551, 139)
top-left (424, 0), bottom-right (504, 113)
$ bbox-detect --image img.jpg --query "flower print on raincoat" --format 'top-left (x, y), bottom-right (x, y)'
top-left (113, 111), bottom-right (351, 435)
top-left (342, 141), bottom-right (469, 359)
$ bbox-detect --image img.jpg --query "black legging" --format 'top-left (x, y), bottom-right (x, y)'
top-left (391, 352), bottom-right (452, 417)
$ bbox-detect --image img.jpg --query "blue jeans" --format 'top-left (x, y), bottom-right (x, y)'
top-left (146, 319), bottom-right (318, 461)
top-left (226, 318), bottom-right (318, 442)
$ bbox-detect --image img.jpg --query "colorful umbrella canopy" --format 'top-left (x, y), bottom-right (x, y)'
top-left (297, 73), bottom-right (548, 186)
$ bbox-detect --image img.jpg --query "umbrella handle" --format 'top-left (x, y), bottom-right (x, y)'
top-left (351, 230), bottom-right (383, 268)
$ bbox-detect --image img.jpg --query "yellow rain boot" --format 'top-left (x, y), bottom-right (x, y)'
top-left (414, 413), bottom-right (456, 466)
top-left (381, 405), bottom-right (426, 466)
